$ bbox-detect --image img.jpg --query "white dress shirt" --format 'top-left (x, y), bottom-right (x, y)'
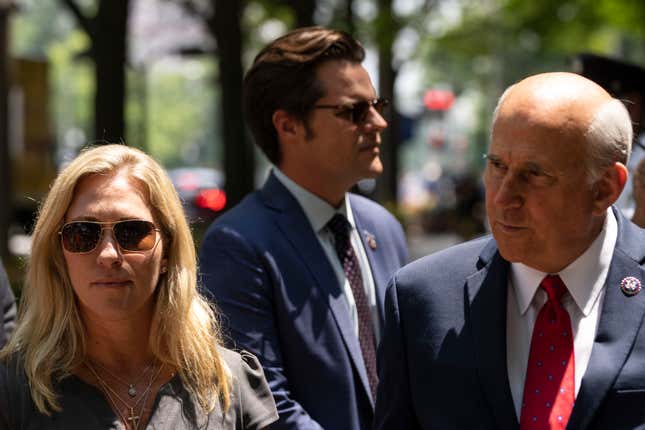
top-left (273, 169), bottom-right (380, 341)
top-left (506, 209), bottom-right (618, 418)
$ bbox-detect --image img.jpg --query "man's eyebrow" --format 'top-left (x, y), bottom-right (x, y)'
top-left (521, 160), bottom-right (540, 169)
top-left (484, 155), bottom-right (557, 175)
top-left (522, 160), bottom-right (556, 174)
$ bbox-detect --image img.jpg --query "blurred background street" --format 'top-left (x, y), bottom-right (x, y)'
top-left (1, 0), bottom-right (645, 292)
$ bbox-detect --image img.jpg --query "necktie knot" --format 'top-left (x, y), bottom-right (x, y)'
top-left (328, 215), bottom-right (352, 259)
top-left (327, 214), bottom-right (351, 238)
top-left (540, 275), bottom-right (567, 305)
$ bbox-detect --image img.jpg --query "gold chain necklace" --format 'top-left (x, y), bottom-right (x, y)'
top-left (90, 359), bottom-right (154, 397)
top-left (86, 361), bottom-right (164, 430)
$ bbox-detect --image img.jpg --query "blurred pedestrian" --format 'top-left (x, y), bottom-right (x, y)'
top-left (199, 26), bottom-right (408, 430)
top-left (0, 145), bottom-right (278, 429)
top-left (632, 158), bottom-right (645, 227)
top-left (0, 258), bottom-right (15, 348)
top-left (375, 72), bottom-right (644, 429)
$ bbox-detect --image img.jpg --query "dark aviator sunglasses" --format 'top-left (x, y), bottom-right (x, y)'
top-left (313, 97), bottom-right (389, 125)
top-left (59, 220), bottom-right (161, 254)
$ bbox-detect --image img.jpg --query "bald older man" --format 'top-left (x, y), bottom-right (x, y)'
top-left (374, 73), bottom-right (645, 430)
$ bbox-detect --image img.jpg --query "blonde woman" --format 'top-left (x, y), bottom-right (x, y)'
top-left (0, 144), bottom-right (278, 429)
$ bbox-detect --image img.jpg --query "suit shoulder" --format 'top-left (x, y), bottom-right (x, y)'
top-left (349, 193), bottom-right (405, 240)
top-left (617, 214), bottom-right (645, 265)
top-left (204, 191), bottom-right (273, 237)
top-left (396, 235), bottom-right (493, 285)
top-left (349, 193), bottom-right (399, 222)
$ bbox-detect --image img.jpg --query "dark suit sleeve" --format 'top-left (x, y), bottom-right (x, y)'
top-left (373, 275), bottom-right (421, 430)
top-left (0, 260), bottom-right (15, 348)
top-left (199, 226), bottom-right (324, 430)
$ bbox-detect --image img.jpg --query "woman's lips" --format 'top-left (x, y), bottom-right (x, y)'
top-left (90, 279), bottom-right (132, 287)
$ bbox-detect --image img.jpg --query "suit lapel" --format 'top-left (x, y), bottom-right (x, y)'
top-left (260, 174), bottom-right (374, 402)
top-left (466, 240), bottom-right (519, 430)
top-left (567, 214), bottom-right (645, 430)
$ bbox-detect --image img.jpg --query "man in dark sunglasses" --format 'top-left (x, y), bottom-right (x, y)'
top-left (199, 27), bottom-right (408, 430)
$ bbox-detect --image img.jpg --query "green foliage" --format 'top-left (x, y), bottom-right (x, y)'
top-left (596, 0), bottom-right (645, 37)
top-left (243, 0), bottom-right (293, 63)
top-left (13, 0), bottom-right (221, 167)
top-left (407, 0), bottom-right (645, 179)
top-left (47, 30), bottom-right (93, 140)
top-left (429, 0), bottom-right (645, 84)
top-left (11, 0), bottom-right (76, 57)
top-left (145, 60), bottom-right (220, 168)
top-left (12, 1), bottom-right (94, 148)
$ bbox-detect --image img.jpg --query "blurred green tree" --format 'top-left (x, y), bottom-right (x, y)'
top-left (276, 0), bottom-right (315, 27)
top-left (0, 1), bottom-right (12, 259)
top-left (420, 0), bottom-right (645, 169)
top-left (170, 0), bottom-right (318, 208)
top-left (59, 0), bottom-right (130, 143)
top-left (366, 0), bottom-right (437, 204)
top-left (171, 0), bottom-right (254, 208)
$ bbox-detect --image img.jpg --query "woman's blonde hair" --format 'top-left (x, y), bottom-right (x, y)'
top-left (1, 144), bottom-right (230, 414)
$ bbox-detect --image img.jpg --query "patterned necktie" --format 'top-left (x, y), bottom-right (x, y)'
top-left (327, 214), bottom-right (378, 399)
top-left (520, 275), bottom-right (575, 430)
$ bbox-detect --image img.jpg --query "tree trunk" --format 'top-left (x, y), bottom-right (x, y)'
top-left (211, 0), bottom-right (254, 208)
top-left (93, 0), bottom-right (129, 143)
top-left (345, 0), bottom-right (355, 35)
top-left (286, 0), bottom-right (315, 28)
top-left (374, 0), bottom-right (399, 205)
top-left (0, 5), bottom-right (10, 259)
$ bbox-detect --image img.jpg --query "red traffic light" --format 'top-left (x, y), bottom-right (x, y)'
top-left (424, 89), bottom-right (455, 111)
top-left (195, 188), bottom-right (227, 212)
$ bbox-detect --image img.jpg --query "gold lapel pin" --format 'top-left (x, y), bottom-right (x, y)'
top-left (364, 231), bottom-right (377, 250)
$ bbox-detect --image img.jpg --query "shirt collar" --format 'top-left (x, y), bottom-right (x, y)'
top-left (510, 208), bottom-right (618, 316)
top-left (272, 168), bottom-right (356, 233)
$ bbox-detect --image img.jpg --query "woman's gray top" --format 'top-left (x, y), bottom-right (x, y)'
top-left (0, 348), bottom-right (278, 429)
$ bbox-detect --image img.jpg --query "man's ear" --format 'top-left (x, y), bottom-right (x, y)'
top-left (591, 162), bottom-right (628, 215)
top-left (272, 110), bottom-right (303, 143)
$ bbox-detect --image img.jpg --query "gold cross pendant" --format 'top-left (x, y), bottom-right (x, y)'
top-left (127, 407), bottom-right (140, 429)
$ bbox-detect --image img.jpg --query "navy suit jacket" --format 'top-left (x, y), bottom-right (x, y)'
top-left (374, 208), bottom-right (645, 430)
top-left (199, 172), bottom-right (408, 430)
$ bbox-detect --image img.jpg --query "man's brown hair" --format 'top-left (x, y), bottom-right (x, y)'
top-left (243, 26), bottom-right (365, 165)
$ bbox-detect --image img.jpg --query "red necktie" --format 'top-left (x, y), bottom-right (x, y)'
top-left (520, 275), bottom-right (575, 430)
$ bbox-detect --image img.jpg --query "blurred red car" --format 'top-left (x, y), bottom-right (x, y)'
top-left (168, 167), bottom-right (226, 225)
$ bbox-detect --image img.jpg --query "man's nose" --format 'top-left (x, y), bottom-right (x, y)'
top-left (494, 174), bottom-right (524, 208)
top-left (362, 107), bottom-right (388, 132)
